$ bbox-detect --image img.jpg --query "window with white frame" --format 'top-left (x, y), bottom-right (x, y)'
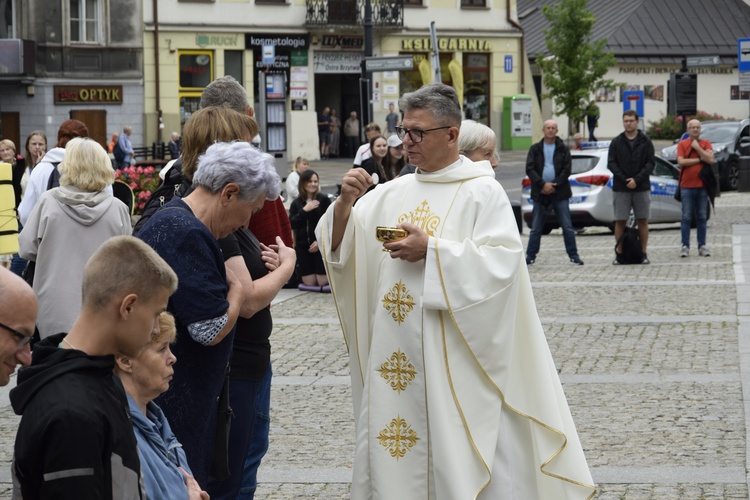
top-left (69, 0), bottom-right (100, 43)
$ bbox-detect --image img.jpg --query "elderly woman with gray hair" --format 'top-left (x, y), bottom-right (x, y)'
top-left (458, 119), bottom-right (499, 169)
top-left (137, 140), bottom-right (281, 486)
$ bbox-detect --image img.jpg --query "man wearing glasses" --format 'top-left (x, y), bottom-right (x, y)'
top-left (0, 267), bottom-right (35, 386)
top-left (316, 83), bottom-right (595, 499)
top-left (608, 109), bottom-right (655, 264)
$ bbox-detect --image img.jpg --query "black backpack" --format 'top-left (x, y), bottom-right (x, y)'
top-left (132, 159), bottom-right (192, 236)
top-left (113, 139), bottom-right (126, 163)
top-left (45, 161), bottom-right (62, 190)
top-left (616, 226), bottom-right (644, 265)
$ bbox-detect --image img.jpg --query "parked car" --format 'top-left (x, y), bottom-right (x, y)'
top-left (661, 119), bottom-right (750, 191)
top-left (521, 142), bottom-right (708, 233)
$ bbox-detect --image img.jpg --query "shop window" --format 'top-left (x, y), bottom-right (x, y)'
top-left (463, 53), bottom-right (489, 125)
top-left (399, 53), bottom-right (454, 95)
top-left (461, 0), bottom-right (486, 7)
top-left (178, 50), bottom-right (214, 90)
top-left (179, 94), bottom-right (202, 129)
top-left (69, 0), bottom-right (100, 43)
top-left (225, 51), bottom-right (244, 86)
top-left (1, 0), bottom-right (16, 38)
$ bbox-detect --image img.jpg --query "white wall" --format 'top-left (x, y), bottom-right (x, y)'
top-left (546, 65), bottom-right (746, 141)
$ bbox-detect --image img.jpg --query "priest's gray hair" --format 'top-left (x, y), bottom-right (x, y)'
top-left (194, 141), bottom-right (281, 201)
top-left (458, 120), bottom-right (497, 155)
top-left (200, 75), bottom-right (250, 113)
top-left (398, 83), bottom-right (462, 128)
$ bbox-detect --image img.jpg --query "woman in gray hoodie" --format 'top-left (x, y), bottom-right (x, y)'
top-left (19, 137), bottom-right (131, 338)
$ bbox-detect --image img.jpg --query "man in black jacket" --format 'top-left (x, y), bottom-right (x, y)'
top-left (10, 236), bottom-right (178, 499)
top-left (525, 120), bottom-right (583, 266)
top-left (607, 110), bottom-right (655, 264)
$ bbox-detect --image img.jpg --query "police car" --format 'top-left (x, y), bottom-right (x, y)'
top-left (520, 141), bottom-right (687, 232)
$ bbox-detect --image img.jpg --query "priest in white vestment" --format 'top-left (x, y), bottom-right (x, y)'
top-left (316, 83), bottom-right (596, 500)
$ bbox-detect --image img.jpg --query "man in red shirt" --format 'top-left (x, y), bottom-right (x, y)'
top-left (676, 119), bottom-right (714, 258)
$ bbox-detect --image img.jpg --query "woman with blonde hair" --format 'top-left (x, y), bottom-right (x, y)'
top-left (285, 156), bottom-right (309, 200)
top-left (19, 137), bottom-right (131, 338)
top-left (1, 139), bottom-right (23, 207)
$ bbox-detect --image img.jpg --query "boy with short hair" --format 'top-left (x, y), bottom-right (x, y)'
top-left (11, 235), bottom-right (178, 499)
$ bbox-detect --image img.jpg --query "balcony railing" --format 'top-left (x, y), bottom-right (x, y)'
top-left (306, 0), bottom-right (404, 27)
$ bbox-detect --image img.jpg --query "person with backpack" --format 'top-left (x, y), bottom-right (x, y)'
top-left (17, 119), bottom-right (88, 226)
top-left (608, 110), bottom-right (655, 265)
top-left (18, 138), bottom-right (132, 339)
top-left (114, 125), bottom-right (135, 170)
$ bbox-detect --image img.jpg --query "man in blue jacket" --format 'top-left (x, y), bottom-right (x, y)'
top-left (525, 120), bottom-right (583, 266)
top-left (607, 110), bottom-right (655, 265)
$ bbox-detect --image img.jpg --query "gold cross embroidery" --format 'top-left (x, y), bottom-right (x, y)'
top-left (398, 199), bottom-right (440, 236)
top-left (381, 281), bottom-right (416, 324)
top-left (378, 415), bottom-right (420, 460)
top-left (377, 350), bottom-right (417, 393)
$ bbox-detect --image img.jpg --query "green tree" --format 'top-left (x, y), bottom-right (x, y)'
top-left (536, 0), bottom-right (617, 132)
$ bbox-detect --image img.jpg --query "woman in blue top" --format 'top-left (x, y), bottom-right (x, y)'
top-left (137, 139), bottom-right (280, 485)
top-left (115, 312), bottom-right (209, 500)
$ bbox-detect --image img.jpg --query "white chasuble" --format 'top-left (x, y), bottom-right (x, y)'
top-left (317, 157), bottom-right (596, 500)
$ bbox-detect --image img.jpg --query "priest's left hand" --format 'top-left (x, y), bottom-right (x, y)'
top-left (385, 222), bottom-right (428, 262)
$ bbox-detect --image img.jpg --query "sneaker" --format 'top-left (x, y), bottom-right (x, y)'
top-left (613, 253), bottom-right (623, 265)
top-left (641, 253), bottom-right (650, 265)
top-left (298, 284), bottom-right (322, 292)
top-left (526, 257), bottom-right (535, 266)
top-left (680, 245), bottom-right (689, 258)
top-left (699, 245), bottom-right (710, 257)
top-left (570, 256), bottom-right (584, 266)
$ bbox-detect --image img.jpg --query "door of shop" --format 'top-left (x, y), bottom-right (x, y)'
top-left (70, 109), bottom-right (107, 150)
top-left (314, 73), bottom-right (361, 157)
top-left (0, 112), bottom-right (20, 147)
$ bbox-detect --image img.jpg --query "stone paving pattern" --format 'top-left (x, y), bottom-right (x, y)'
top-left (0, 187), bottom-right (748, 499)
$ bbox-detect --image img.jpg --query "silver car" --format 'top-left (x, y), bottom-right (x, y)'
top-left (521, 142), bottom-right (688, 232)
top-left (661, 119), bottom-right (750, 191)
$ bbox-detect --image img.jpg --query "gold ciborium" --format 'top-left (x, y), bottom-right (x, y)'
top-left (375, 226), bottom-right (407, 252)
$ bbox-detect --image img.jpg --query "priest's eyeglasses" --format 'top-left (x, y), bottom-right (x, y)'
top-left (395, 126), bottom-right (451, 144)
top-left (0, 321), bottom-right (33, 349)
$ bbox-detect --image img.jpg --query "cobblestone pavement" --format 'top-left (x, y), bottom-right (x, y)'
top-left (0, 189), bottom-right (748, 499)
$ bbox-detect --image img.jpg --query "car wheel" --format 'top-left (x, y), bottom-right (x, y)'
top-left (542, 226), bottom-right (553, 235)
top-left (722, 158), bottom-right (739, 191)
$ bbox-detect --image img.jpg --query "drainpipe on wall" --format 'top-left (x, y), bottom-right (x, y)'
top-left (153, 0), bottom-right (163, 145)
top-left (507, 1), bottom-right (525, 94)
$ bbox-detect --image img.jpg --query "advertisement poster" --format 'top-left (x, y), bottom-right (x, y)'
top-left (510, 99), bottom-right (532, 137)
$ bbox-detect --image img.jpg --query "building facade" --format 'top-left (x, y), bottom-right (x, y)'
top-left (144, 0), bottom-right (531, 163)
top-left (0, 0), bottom-right (144, 151)
top-left (520, 0), bottom-right (750, 141)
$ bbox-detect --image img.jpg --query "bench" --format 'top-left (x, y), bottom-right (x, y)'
top-left (133, 142), bottom-right (170, 167)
